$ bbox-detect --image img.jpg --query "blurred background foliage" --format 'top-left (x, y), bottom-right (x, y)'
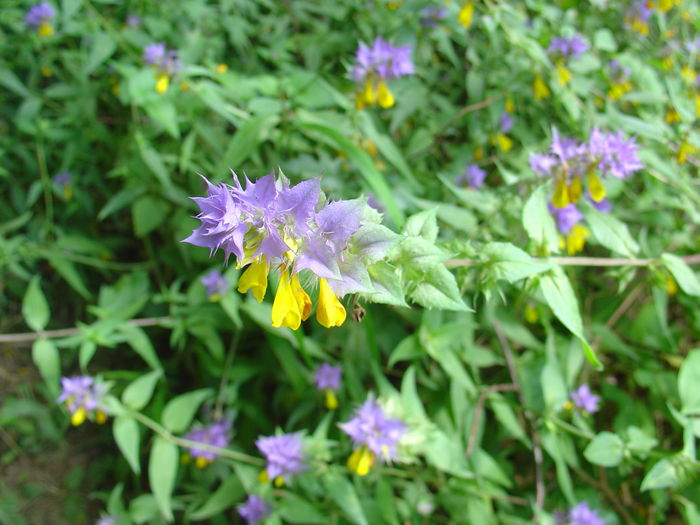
top-left (1, 0), bottom-right (700, 523)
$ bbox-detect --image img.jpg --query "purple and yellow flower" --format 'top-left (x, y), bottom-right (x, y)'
top-left (339, 398), bottom-right (406, 476)
top-left (626, 1), bottom-right (653, 36)
top-left (182, 419), bottom-right (232, 468)
top-left (607, 60), bottom-right (633, 101)
top-left (57, 376), bottom-right (108, 426)
top-left (125, 14), bottom-right (141, 28)
top-left (570, 384), bottom-right (601, 414)
top-left (455, 164), bottom-right (486, 189)
top-left (143, 43), bottom-right (181, 94)
top-left (53, 171), bottom-right (73, 200)
top-left (256, 433), bottom-right (307, 486)
top-left (533, 73), bottom-right (551, 100)
top-left (26, 2), bottom-right (56, 37)
top-left (458, 2), bottom-right (475, 28)
top-left (562, 501), bottom-right (605, 525)
top-left (314, 363), bottom-right (342, 409)
top-left (548, 35), bottom-right (587, 86)
top-left (200, 269), bottom-right (229, 301)
top-left (238, 495), bottom-right (272, 525)
top-left (183, 172), bottom-right (388, 330)
top-left (549, 203), bottom-right (589, 256)
top-left (352, 38), bottom-right (414, 109)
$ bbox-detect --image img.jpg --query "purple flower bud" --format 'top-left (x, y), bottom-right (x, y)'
top-left (548, 35), bottom-right (588, 59)
top-left (499, 112), bottom-right (514, 133)
top-left (25, 2), bottom-right (56, 28)
top-left (549, 203), bottom-right (584, 235)
top-left (238, 495), bottom-right (272, 525)
top-left (200, 269), bottom-right (230, 299)
top-left (314, 363), bottom-right (342, 391)
top-left (571, 384), bottom-right (600, 413)
top-left (588, 128), bottom-right (642, 178)
top-left (565, 501), bottom-right (605, 525)
top-left (339, 398), bottom-right (406, 461)
top-left (52, 171), bottom-right (72, 188)
top-left (353, 37), bottom-right (414, 82)
top-left (57, 376), bottom-right (107, 422)
top-left (125, 14), bottom-right (141, 28)
top-left (455, 164), bottom-right (486, 189)
top-left (256, 433), bottom-right (307, 481)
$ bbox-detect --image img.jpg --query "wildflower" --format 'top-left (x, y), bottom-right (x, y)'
top-left (587, 128), bottom-right (643, 179)
top-left (416, 500), bottom-right (434, 516)
top-left (216, 63), bottom-right (229, 73)
top-left (677, 140), bottom-right (698, 164)
top-left (182, 419), bottom-right (232, 468)
top-left (665, 107), bottom-right (681, 123)
top-left (26, 2), bottom-right (56, 37)
top-left (548, 35), bottom-right (587, 87)
top-left (57, 376), bottom-right (108, 426)
top-left (533, 74), bottom-right (551, 100)
top-left (420, 6), bottom-right (446, 27)
top-left (505, 96), bottom-right (515, 113)
top-left (315, 363), bottom-right (342, 409)
top-left (455, 164), bottom-right (486, 189)
top-left (200, 269), bottom-right (229, 301)
top-left (143, 43), bottom-right (181, 94)
top-left (499, 112), bottom-right (514, 133)
top-left (563, 501), bottom-right (605, 525)
top-left (96, 516), bottom-right (117, 525)
top-left (607, 60), bottom-right (633, 101)
top-left (125, 14), bottom-right (141, 28)
top-left (41, 65), bottom-right (53, 77)
top-left (352, 38), bottom-right (414, 109)
top-left (657, 0), bottom-right (681, 12)
top-left (458, 2), bottom-right (475, 28)
top-left (53, 171), bottom-right (73, 200)
top-left (339, 398), bottom-right (406, 476)
top-left (494, 133), bottom-right (513, 152)
top-left (256, 433), bottom-right (307, 486)
top-left (549, 204), bottom-right (589, 255)
top-left (570, 384), bottom-right (601, 413)
top-left (238, 495), bottom-right (272, 525)
top-left (626, 1), bottom-right (653, 36)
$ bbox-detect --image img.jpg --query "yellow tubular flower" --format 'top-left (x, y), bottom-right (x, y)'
top-left (473, 146), bottom-right (484, 161)
top-left (662, 56), bottom-right (674, 70)
top-left (665, 108), bottom-right (680, 124)
top-left (41, 66), bottom-right (53, 77)
top-left (95, 410), bottom-right (108, 424)
top-left (533, 74), bottom-right (551, 100)
top-left (677, 141), bottom-right (697, 164)
top-left (155, 73), bottom-right (170, 94)
top-left (376, 80), bottom-right (395, 108)
top-left (238, 257), bottom-right (269, 302)
top-left (551, 178), bottom-right (570, 208)
top-left (271, 271), bottom-right (302, 330)
top-left (458, 2), bottom-right (475, 28)
top-left (363, 78), bottom-right (375, 106)
top-left (566, 224), bottom-right (589, 255)
top-left (496, 133), bottom-right (513, 153)
top-left (682, 66), bottom-right (696, 83)
top-left (291, 274), bottom-right (312, 321)
top-left (196, 457), bottom-right (209, 469)
top-left (71, 407), bottom-right (87, 426)
top-left (505, 96), bottom-right (515, 113)
top-left (666, 276), bottom-right (678, 296)
top-left (587, 172), bottom-right (606, 202)
top-left (556, 63), bottom-right (572, 86)
top-left (324, 389), bottom-right (339, 410)
top-left (568, 177), bottom-right (582, 204)
top-left (215, 63), bottom-right (228, 73)
top-left (258, 470), bottom-right (269, 483)
top-left (631, 19), bottom-right (649, 36)
top-left (274, 476), bottom-right (285, 487)
top-left (38, 23), bottom-right (54, 37)
top-left (316, 278), bottom-right (346, 328)
top-left (347, 446), bottom-right (375, 476)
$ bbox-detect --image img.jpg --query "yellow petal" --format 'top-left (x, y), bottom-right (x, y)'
top-left (666, 276), bottom-right (678, 296)
top-left (324, 389), bottom-right (338, 410)
top-left (274, 476), bottom-right (285, 487)
top-left (496, 133), bottom-right (513, 153)
top-left (71, 407), bottom-right (87, 426)
top-left (316, 278), bottom-right (346, 328)
top-left (347, 446), bottom-right (375, 476)
top-left (587, 172), bottom-right (606, 202)
top-left (376, 80), bottom-right (394, 108)
top-left (40, 66), bottom-right (53, 77)
top-left (568, 177), bottom-right (582, 204)
top-left (258, 469), bottom-right (270, 483)
top-left (363, 78), bottom-right (375, 106)
top-left (215, 63), bottom-right (228, 73)
top-left (695, 94), bottom-right (700, 118)
top-left (563, 400), bottom-right (574, 411)
top-left (238, 258), bottom-right (269, 302)
top-left (196, 457), bottom-right (209, 469)
top-left (566, 225), bottom-right (589, 255)
top-left (271, 271), bottom-right (302, 330)
top-left (38, 23), bottom-right (54, 37)
top-left (556, 63), bottom-right (572, 86)
top-left (505, 96), bottom-right (515, 113)
top-left (551, 178), bottom-right (570, 208)
top-left (458, 2), bottom-right (474, 28)
top-left (291, 274), bottom-right (312, 321)
top-left (533, 74), bottom-right (550, 100)
top-left (155, 73), bottom-right (170, 94)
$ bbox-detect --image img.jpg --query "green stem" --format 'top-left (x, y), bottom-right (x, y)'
top-left (35, 141), bottom-right (53, 239)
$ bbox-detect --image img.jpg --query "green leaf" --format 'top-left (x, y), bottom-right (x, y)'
top-left (421, 430), bottom-right (473, 478)
top-left (679, 349), bottom-right (700, 414)
top-left (481, 242), bottom-right (552, 283)
top-left (278, 496), bottom-right (328, 524)
top-left (113, 416), bottom-right (141, 474)
top-left (122, 370), bottom-right (162, 410)
top-left (217, 114), bottom-right (278, 173)
top-left (132, 196), bottom-right (170, 237)
top-left (190, 474), bottom-right (245, 520)
top-left (583, 203), bottom-right (639, 256)
top-left (161, 389), bottom-right (213, 433)
top-left (593, 28), bottom-right (617, 51)
top-left (367, 262), bottom-right (407, 307)
top-left (119, 325), bottom-right (162, 371)
top-left (79, 341), bottom-right (97, 370)
top-left (143, 98), bottom-right (180, 138)
top-left (584, 432), bottom-right (625, 467)
top-left (395, 237), bottom-right (448, 271)
top-left (352, 223), bottom-right (402, 262)
top-left (83, 32), bottom-right (116, 75)
top-left (0, 67), bottom-right (30, 98)
top-left (23, 276), bottom-right (50, 332)
top-left (32, 339), bottom-right (60, 396)
top-left (626, 426), bottom-right (658, 454)
top-left (409, 265), bottom-right (470, 312)
top-left (662, 254), bottom-right (700, 296)
top-left (49, 257), bottom-right (92, 300)
top-left (403, 209), bottom-right (438, 242)
top-left (149, 436), bottom-right (178, 522)
top-left (641, 458), bottom-right (680, 491)
top-left (522, 184), bottom-right (559, 253)
top-left (323, 473), bottom-right (369, 525)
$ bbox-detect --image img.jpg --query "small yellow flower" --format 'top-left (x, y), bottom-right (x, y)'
top-left (347, 446), bottom-right (375, 476)
top-left (630, 18), bottom-right (649, 36)
top-left (556, 63), bottom-right (572, 86)
top-left (376, 80), bottom-right (395, 108)
top-left (568, 177), bottom-right (582, 204)
top-left (473, 146), bottom-right (484, 161)
top-left (564, 224), bottom-right (589, 255)
top-left (695, 93), bottom-right (700, 118)
top-left (661, 56), bottom-right (674, 70)
top-left (495, 133), bottom-right (513, 153)
top-left (607, 81), bottom-right (632, 101)
top-left (666, 275), bottom-right (678, 296)
top-left (587, 171), bottom-right (606, 202)
top-left (657, 0), bottom-right (680, 12)
top-left (95, 410), bottom-right (108, 424)
top-left (316, 278), bottom-right (346, 328)
top-left (215, 63), bottom-right (228, 73)
top-left (551, 178), bottom-right (570, 209)
top-left (681, 65), bottom-right (696, 83)
top-left (271, 271), bottom-right (303, 330)
top-left (180, 81), bottom-right (190, 92)
top-left (677, 140), bottom-right (697, 164)
top-left (505, 96), bottom-right (515, 113)
top-left (387, 1), bottom-right (403, 9)
top-left (524, 304), bottom-right (539, 324)
top-left (682, 11), bottom-right (692, 20)
top-left (458, 2), bottom-right (475, 28)
top-left (40, 66), bottom-right (53, 77)
top-left (71, 407), bottom-right (87, 426)
top-left (533, 74), bottom-right (551, 100)
top-left (196, 457), bottom-right (210, 469)
top-left (563, 400), bottom-right (574, 411)
top-left (155, 73), bottom-right (170, 94)
top-left (38, 23), bottom-right (54, 37)
top-left (324, 389), bottom-right (339, 410)
top-left (665, 107), bottom-right (681, 124)
top-left (238, 257), bottom-right (269, 302)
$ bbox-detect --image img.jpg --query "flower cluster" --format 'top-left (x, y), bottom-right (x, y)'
top-left (57, 376), bottom-right (108, 426)
top-left (314, 363), bottom-right (342, 409)
top-left (625, 1), bottom-right (653, 36)
top-left (530, 128), bottom-right (642, 254)
top-left (184, 171), bottom-right (391, 330)
top-left (26, 2), bottom-right (56, 37)
top-left (548, 35), bottom-right (588, 86)
top-left (607, 60), bottom-right (632, 101)
top-left (256, 433), bottom-right (307, 486)
top-left (352, 38), bottom-right (414, 109)
top-left (238, 495), bottom-right (272, 525)
top-left (570, 384), bottom-right (601, 414)
top-left (200, 269), bottom-right (229, 301)
top-left (142, 43), bottom-right (181, 94)
top-left (339, 398), bottom-right (406, 476)
top-left (557, 501), bottom-right (605, 525)
top-left (182, 419), bottom-right (232, 468)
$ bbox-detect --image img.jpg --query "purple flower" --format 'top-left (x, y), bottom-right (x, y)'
top-left (238, 495), bottom-right (272, 525)
top-left (549, 203), bottom-right (584, 235)
top-left (455, 164), bottom-right (486, 189)
top-left (588, 192), bottom-right (613, 212)
top-left (499, 112), bottom-right (514, 133)
top-left (200, 269), bottom-right (229, 299)
top-left (420, 6), bottom-right (447, 27)
top-left (571, 384), bottom-right (601, 413)
top-left (587, 128), bottom-right (642, 178)
top-left (25, 2), bottom-right (55, 28)
top-left (314, 363), bottom-right (342, 390)
top-left (529, 153), bottom-right (558, 176)
top-left (96, 516), bottom-right (117, 525)
top-left (126, 14), bottom-right (141, 28)
top-left (183, 419), bottom-right (232, 464)
top-left (353, 37), bottom-right (414, 82)
top-left (57, 376), bottom-right (108, 425)
top-left (143, 43), bottom-right (181, 73)
top-left (339, 398), bottom-right (406, 461)
top-left (628, 1), bottom-right (653, 23)
top-left (256, 433), bottom-right (307, 482)
top-left (609, 60), bottom-right (631, 80)
top-left (548, 35), bottom-right (588, 59)
top-left (564, 502), bottom-right (605, 525)
top-left (52, 171), bottom-right (72, 188)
